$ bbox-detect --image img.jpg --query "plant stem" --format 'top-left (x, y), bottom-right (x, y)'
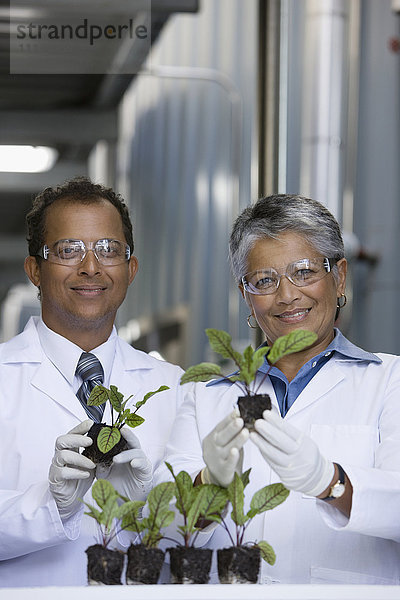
top-left (254, 364), bottom-right (273, 395)
top-left (218, 516), bottom-right (235, 547)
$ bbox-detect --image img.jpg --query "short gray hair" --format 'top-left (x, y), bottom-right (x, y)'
top-left (229, 194), bottom-right (345, 282)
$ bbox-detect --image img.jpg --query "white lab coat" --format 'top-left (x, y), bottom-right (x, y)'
top-left (155, 351), bottom-right (400, 584)
top-left (0, 317), bottom-right (188, 587)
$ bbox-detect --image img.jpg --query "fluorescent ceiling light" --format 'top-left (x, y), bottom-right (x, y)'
top-left (0, 145), bottom-right (58, 173)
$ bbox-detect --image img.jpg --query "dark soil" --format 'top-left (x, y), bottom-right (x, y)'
top-left (237, 394), bottom-right (271, 429)
top-left (217, 546), bottom-right (261, 583)
top-left (82, 423), bottom-right (129, 466)
top-left (167, 547), bottom-right (213, 584)
top-left (86, 544), bottom-right (124, 585)
top-left (126, 544), bottom-right (165, 584)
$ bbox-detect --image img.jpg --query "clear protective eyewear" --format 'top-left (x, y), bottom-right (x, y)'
top-left (242, 257), bottom-right (336, 295)
top-left (37, 238), bottom-right (131, 266)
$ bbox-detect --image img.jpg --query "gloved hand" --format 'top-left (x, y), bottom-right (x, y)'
top-left (250, 410), bottom-right (334, 496)
top-left (202, 410), bottom-right (249, 487)
top-left (48, 419), bottom-right (96, 521)
top-left (96, 426), bottom-right (153, 501)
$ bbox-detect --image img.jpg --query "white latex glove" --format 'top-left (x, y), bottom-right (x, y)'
top-left (48, 419), bottom-right (96, 521)
top-left (202, 410), bottom-right (249, 487)
top-left (96, 426), bottom-right (153, 501)
top-left (250, 410), bottom-right (334, 497)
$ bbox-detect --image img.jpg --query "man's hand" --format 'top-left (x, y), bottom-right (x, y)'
top-left (96, 427), bottom-right (153, 501)
top-left (48, 419), bottom-right (96, 521)
top-left (201, 410), bottom-right (249, 487)
top-left (250, 410), bottom-right (334, 496)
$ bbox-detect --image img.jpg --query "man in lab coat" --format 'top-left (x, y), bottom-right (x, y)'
top-left (0, 177), bottom-right (187, 586)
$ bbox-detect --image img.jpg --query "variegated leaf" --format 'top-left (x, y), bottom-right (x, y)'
top-left (97, 426), bottom-right (121, 453)
top-left (180, 362), bottom-right (222, 384)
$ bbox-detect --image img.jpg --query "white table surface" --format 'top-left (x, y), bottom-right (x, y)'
top-left (3, 585), bottom-right (400, 600)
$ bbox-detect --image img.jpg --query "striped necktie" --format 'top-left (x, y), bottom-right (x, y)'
top-left (76, 352), bottom-right (105, 423)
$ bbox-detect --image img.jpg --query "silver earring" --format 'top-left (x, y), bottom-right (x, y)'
top-left (247, 314), bottom-right (258, 329)
top-left (337, 293), bottom-right (347, 309)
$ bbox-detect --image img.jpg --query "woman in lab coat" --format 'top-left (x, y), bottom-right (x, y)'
top-left (156, 194), bottom-right (400, 584)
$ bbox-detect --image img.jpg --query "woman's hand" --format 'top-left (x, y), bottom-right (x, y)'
top-left (250, 410), bottom-right (334, 496)
top-left (201, 410), bottom-right (249, 487)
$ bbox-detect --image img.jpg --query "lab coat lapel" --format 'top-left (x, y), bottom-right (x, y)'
top-left (31, 359), bottom-right (87, 420)
top-left (108, 339), bottom-right (155, 404)
top-left (286, 359), bottom-right (345, 417)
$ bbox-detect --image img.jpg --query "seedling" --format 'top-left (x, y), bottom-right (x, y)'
top-left (208, 469), bottom-right (289, 566)
top-left (180, 328), bottom-right (317, 426)
top-left (86, 384), bottom-right (169, 456)
top-left (83, 478), bottom-right (143, 548)
top-left (165, 462), bottom-right (229, 548)
top-left (121, 480), bottom-right (176, 549)
top-left (83, 478), bottom-right (141, 585)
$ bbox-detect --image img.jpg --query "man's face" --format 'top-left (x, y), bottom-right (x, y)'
top-left (25, 198), bottom-right (137, 341)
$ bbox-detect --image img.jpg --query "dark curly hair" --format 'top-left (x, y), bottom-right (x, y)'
top-left (26, 177), bottom-right (134, 257)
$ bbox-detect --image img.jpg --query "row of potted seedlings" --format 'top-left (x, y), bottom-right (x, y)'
top-left (82, 328), bottom-right (317, 585)
top-left (84, 466), bottom-right (289, 585)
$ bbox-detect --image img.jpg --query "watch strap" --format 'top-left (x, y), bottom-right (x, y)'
top-left (323, 463), bottom-right (346, 501)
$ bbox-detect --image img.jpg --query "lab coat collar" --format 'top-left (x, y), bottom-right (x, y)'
top-left (0, 316), bottom-right (44, 364)
top-left (1, 316), bottom-right (160, 420)
top-left (285, 358), bottom-right (346, 417)
top-left (327, 328), bottom-right (381, 364)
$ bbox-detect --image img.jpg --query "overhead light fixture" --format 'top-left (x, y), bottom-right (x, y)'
top-left (0, 145), bottom-right (58, 173)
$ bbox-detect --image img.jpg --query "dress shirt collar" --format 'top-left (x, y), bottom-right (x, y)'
top-left (36, 317), bottom-right (117, 387)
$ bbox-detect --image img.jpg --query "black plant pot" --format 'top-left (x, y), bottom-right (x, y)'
top-left (167, 547), bottom-right (213, 584)
top-left (85, 544), bottom-right (124, 585)
top-left (126, 544), bottom-right (165, 584)
top-left (82, 423), bottom-right (129, 466)
top-left (237, 394), bottom-right (271, 429)
top-left (217, 546), bottom-right (261, 583)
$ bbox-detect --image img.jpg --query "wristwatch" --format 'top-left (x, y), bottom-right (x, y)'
top-left (323, 463), bottom-right (346, 501)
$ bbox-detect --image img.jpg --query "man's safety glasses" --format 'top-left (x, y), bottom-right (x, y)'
top-left (37, 238), bottom-right (131, 266)
top-left (241, 257), bottom-right (336, 295)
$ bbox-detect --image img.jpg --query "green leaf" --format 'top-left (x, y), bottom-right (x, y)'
top-left (237, 364), bottom-right (254, 387)
top-left (227, 472), bottom-right (246, 526)
top-left (152, 508), bottom-right (175, 532)
top-left (252, 346), bottom-right (269, 371)
top-left (174, 470), bottom-right (195, 516)
top-left (256, 541), bottom-right (276, 565)
top-left (120, 501), bottom-right (146, 532)
top-left (97, 426), bottom-right (121, 453)
top-left (87, 384), bottom-right (109, 407)
top-left (92, 478), bottom-right (117, 508)
top-left (240, 468), bottom-right (251, 489)
top-left (267, 329), bottom-right (317, 364)
top-left (205, 484), bottom-right (229, 515)
top-left (83, 504), bottom-right (102, 523)
top-left (180, 363), bottom-right (222, 384)
top-left (165, 462), bottom-right (194, 518)
top-left (242, 345), bottom-right (254, 371)
top-left (109, 385), bottom-right (123, 412)
top-left (125, 413), bottom-right (145, 428)
top-left (120, 408), bottom-right (131, 422)
top-left (247, 483), bottom-right (289, 519)
top-left (237, 346), bottom-right (269, 387)
top-left (101, 494), bottom-right (120, 530)
top-left (186, 486), bottom-right (210, 533)
top-left (136, 385), bottom-right (170, 408)
top-left (199, 484), bottom-right (229, 523)
top-left (147, 481), bottom-right (175, 516)
top-left (205, 329), bottom-right (244, 368)
top-left (116, 500), bottom-right (144, 522)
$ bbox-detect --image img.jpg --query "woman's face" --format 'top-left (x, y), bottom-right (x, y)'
top-left (240, 232), bottom-right (347, 354)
